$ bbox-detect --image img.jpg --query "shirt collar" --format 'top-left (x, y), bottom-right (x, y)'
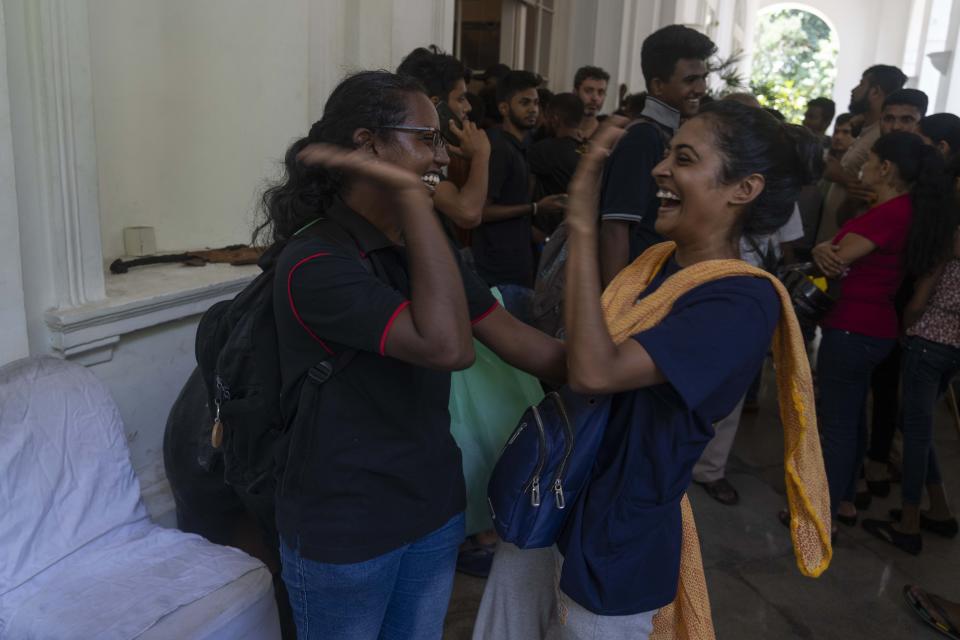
top-left (640, 96), bottom-right (681, 131)
top-left (495, 126), bottom-right (530, 151)
top-left (323, 197), bottom-right (396, 254)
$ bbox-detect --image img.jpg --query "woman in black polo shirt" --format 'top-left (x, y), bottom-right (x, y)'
top-left (258, 71), bottom-right (565, 640)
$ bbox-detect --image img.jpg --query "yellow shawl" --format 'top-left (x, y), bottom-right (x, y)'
top-left (599, 242), bottom-right (832, 640)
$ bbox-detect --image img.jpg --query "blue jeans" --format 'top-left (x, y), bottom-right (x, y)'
top-left (280, 512), bottom-right (465, 640)
top-left (900, 337), bottom-right (960, 505)
top-left (817, 329), bottom-right (896, 513)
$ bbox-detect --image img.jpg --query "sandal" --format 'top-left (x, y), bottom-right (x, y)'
top-left (694, 478), bottom-right (739, 506)
top-left (889, 509), bottom-right (959, 539)
top-left (904, 584), bottom-right (960, 640)
top-left (862, 519), bottom-right (921, 555)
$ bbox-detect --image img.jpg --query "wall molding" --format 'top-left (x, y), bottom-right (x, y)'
top-left (45, 265), bottom-right (258, 363)
top-left (24, 0), bottom-right (105, 308)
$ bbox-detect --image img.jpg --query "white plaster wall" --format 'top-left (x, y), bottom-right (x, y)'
top-left (753, 0), bottom-right (914, 117)
top-left (308, 0), bottom-right (456, 121)
top-left (88, 0), bottom-right (455, 261)
top-left (0, 2), bottom-right (29, 365)
top-left (87, 0), bottom-right (311, 260)
top-left (87, 315), bottom-right (200, 523)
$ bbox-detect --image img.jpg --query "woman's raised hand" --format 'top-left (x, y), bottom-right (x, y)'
top-left (296, 143), bottom-right (425, 193)
top-left (566, 116), bottom-right (628, 233)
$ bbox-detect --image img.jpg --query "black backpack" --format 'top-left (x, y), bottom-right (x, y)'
top-left (194, 220), bottom-right (366, 496)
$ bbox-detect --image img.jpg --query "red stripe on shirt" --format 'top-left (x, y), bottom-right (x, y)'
top-left (287, 253), bottom-right (335, 355)
top-left (379, 300), bottom-right (411, 356)
top-left (471, 301), bottom-right (500, 325)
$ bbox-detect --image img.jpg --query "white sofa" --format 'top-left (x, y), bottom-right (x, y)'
top-left (0, 357), bottom-right (281, 639)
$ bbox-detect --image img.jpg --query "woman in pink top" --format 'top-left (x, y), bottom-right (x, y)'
top-left (862, 150), bottom-right (960, 555)
top-left (812, 131), bottom-right (954, 535)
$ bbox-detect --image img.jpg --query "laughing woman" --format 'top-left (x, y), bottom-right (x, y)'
top-left (552, 101), bottom-right (830, 638)
top-left (264, 71), bottom-right (565, 640)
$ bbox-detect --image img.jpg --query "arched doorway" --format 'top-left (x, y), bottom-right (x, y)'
top-left (750, 4), bottom-right (839, 123)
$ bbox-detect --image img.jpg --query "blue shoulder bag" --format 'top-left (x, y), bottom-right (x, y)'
top-left (487, 387), bottom-right (611, 548)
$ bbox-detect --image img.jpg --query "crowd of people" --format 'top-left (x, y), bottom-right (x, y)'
top-left (165, 21), bottom-right (960, 640)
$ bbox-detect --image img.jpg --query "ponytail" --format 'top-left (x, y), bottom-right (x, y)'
top-left (875, 132), bottom-right (958, 276)
top-left (907, 145), bottom-right (958, 275)
top-left (696, 101), bottom-right (824, 235)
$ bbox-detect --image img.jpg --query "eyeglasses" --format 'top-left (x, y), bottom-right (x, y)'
top-left (380, 126), bottom-right (446, 150)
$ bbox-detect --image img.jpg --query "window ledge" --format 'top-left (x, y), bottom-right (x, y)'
top-left (45, 262), bottom-right (259, 365)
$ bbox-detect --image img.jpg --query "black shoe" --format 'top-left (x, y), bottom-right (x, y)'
top-left (854, 490), bottom-right (872, 510)
top-left (862, 519), bottom-right (922, 555)
top-left (694, 478), bottom-right (740, 506)
top-left (836, 512), bottom-right (858, 527)
top-left (866, 479), bottom-right (891, 498)
top-left (456, 539), bottom-right (496, 578)
top-left (889, 509), bottom-right (959, 539)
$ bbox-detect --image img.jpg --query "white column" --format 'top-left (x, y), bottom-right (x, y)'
top-left (0, 1), bottom-right (29, 364)
top-left (935, 0), bottom-right (960, 111)
top-left (714, 0), bottom-right (737, 63)
top-left (5, 0), bottom-right (106, 353)
top-left (741, 0), bottom-right (760, 84)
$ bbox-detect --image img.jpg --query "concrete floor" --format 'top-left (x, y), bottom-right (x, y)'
top-left (443, 365), bottom-right (960, 639)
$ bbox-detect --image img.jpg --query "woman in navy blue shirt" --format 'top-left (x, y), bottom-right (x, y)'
top-left (550, 102), bottom-right (821, 637)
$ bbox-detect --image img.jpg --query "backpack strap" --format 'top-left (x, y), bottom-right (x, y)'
top-left (628, 115), bottom-right (672, 148)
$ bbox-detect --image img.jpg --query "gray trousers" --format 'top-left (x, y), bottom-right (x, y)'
top-left (472, 543), bottom-right (657, 640)
top-left (692, 395), bottom-right (746, 483)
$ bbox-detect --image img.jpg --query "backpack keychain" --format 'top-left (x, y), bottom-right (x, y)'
top-left (210, 377), bottom-right (228, 448)
top-left (211, 405), bottom-right (223, 448)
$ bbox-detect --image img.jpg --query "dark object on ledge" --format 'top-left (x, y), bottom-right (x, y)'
top-left (109, 244), bottom-right (263, 274)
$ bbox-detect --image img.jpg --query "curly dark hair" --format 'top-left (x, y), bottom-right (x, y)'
top-left (253, 71), bottom-right (426, 246)
top-left (695, 100), bottom-right (823, 236)
top-left (573, 65), bottom-right (610, 89)
top-left (396, 47), bottom-right (468, 101)
top-left (872, 131), bottom-right (959, 276)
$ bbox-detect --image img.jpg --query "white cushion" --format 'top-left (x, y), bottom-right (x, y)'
top-left (0, 358), bottom-right (273, 639)
top-left (141, 565), bottom-right (280, 640)
top-left (0, 519), bottom-right (266, 639)
top-left (0, 357), bottom-right (146, 596)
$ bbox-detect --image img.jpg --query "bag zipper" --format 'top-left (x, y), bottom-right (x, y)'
top-left (523, 404), bottom-right (548, 507)
top-left (549, 392), bottom-right (574, 509)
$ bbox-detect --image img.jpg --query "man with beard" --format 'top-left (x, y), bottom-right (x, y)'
top-left (475, 70), bottom-right (567, 321)
top-left (598, 25), bottom-right (716, 285)
top-left (818, 65), bottom-right (907, 243)
top-left (573, 65), bottom-right (610, 140)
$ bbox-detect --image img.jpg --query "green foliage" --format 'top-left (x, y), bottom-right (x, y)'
top-left (750, 9), bottom-right (837, 123)
top-left (708, 51), bottom-right (747, 96)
